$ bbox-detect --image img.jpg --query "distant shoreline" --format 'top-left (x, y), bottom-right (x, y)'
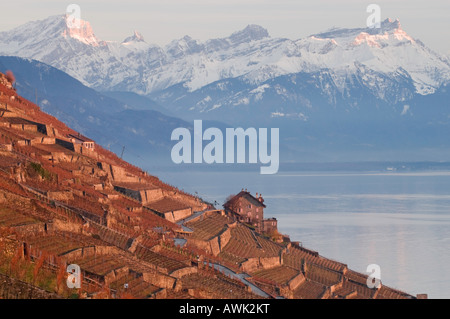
top-left (148, 161), bottom-right (450, 174)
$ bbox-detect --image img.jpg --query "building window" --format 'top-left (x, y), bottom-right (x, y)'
top-left (248, 204), bottom-right (252, 209)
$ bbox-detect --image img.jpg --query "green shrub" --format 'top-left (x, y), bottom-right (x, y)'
top-left (28, 162), bottom-right (55, 181)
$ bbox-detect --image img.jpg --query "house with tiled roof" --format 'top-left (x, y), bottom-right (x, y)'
top-left (68, 132), bottom-right (95, 154)
top-left (223, 189), bottom-right (277, 234)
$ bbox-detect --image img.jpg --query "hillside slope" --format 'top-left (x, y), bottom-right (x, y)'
top-left (0, 56), bottom-right (190, 167)
top-left (0, 71), bottom-right (421, 299)
top-left (2, 16), bottom-right (450, 162)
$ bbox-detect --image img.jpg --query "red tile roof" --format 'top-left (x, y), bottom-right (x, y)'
top-left (223, 190), bottom-right (266, 209)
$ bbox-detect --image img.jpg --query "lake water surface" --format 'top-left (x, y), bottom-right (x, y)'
top-left (154, 169), bottom-right (450, 299)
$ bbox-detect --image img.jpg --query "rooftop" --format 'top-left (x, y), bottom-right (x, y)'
top-left (68, 133), bottom-right (94, 143)
top-left (224, 190), bottom-right (266, 209)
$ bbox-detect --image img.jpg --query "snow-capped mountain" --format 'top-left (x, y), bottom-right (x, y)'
top-left (1, 15), bottom-right (448, 99)
top-left (1, 15), bottom-right (450, 162)
top-left (0, 56), bottom-right (193, 168)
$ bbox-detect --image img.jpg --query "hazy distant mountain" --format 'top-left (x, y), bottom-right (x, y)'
top-left (0, 56), bottom-right (190, 168)
top-left (100, 90), bottom-right (174, 117)
top-left (1, 15), bottom-right (448, 99)
top-left (1, 16), bottom-right (450, 162)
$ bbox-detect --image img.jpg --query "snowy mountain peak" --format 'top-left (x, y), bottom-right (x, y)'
top-left (381, 18), bottom-right (401, 29)
top-left (229, 24), bottom-right (269, 44)
top-left (313, 18), bottom-right (403, 40)
top-left (307, 18), bottom-right (416, 51)
top-left (62, 15), bottom-right (100, 46)
top-left (122, 30), bottom-right (145, 43)
top-left (166, 35), bottom-right (202, 58)
top-left (0, 15), bottom-right (449, 98)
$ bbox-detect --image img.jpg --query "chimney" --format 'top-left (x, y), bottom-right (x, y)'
top-left (256, 192), bottom-right (258, 198)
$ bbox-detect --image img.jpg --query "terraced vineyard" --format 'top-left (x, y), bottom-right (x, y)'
top-left (134, 245), bottom-right (189, 273)
top-left (73, 255), bottom-right (126, 277)
top-left (109, 275), bottom-right (160, 299)
top-left (25, 232), bottom-right (104, 257)
top-left (293, 280), bottom-right (328, 299)
top-left (186, 213), bottom-right (230, 241)
top-left (181, 272), bottom-right (263, 299)
top-left (305, 263), bottom-right (342, 286)
top-left (221, 224), bottom-right (281, 261)
top-left (0, 207), bottom-right (40, 228)
top-left (283, 246), bottom-right (347, 273)
top-left (252, 266), bottom-right (299, 286)
top-left (0, 71), bottom-right (419, 300)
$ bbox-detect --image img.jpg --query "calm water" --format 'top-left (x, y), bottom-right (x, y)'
top-left (154, 169), bottom-right (450, 299)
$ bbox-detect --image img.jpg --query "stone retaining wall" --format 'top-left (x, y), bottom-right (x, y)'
top-left (0, 273), bottom-right (61, 299)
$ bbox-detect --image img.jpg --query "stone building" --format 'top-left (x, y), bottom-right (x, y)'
top-left (223, 189), bottom-right (277, 233)
top-left (262, 217), bottom-right (278, 234)
top-left (68, 133), bottom-right (95, 151)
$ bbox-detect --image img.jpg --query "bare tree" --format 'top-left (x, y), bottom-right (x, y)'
top-left (5, 70), bottom-right (15, 85)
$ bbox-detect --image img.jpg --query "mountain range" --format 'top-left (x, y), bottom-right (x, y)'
top-left (0, 56), bottom-right (190, 169)
top-left (1, 15), bottom-right (450, 164)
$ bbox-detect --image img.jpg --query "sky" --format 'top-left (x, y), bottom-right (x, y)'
top-left (0, 0), bottom-right (449, 54)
